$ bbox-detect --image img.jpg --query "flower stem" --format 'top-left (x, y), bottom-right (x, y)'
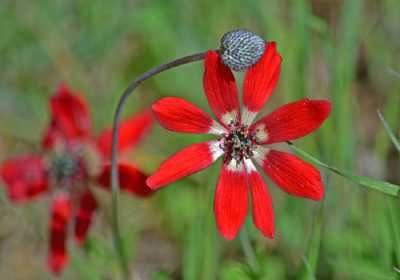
top-left (110, 52), bottom-right (207, 279)
top-left (239, 227), bottom-right (259, 275)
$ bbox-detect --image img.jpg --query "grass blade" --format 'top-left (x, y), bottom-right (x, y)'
top-left (389, 68), bottom-right (400, 79)
top-left (299, 204), bottom-right (323, 280)
top-left (378, 110), bottom-right (400, 153)
top-left (287, 142), bottom-right (400, 197)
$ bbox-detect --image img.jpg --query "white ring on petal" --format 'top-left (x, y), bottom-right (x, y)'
top-left (208, 120), bottom-right (227, 135)
top-left (226, 159), bottom-right (245, 172)
top-left (253, 123), bottom-right (269, 142)
top-left (241, 107), bottom-right (257, 126)
top-left (221, 110), bottom-right (239, 126)
top-left (244, 158), bottom-right (257, 172)
top-left (209, 140), bottom-right (224, 161)
top-left (252, 145), bottom-right (270, 166)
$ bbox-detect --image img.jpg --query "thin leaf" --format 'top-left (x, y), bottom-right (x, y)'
top-left (387, 198), bottom-right (400, 270)
top-left (239, 228), bottom-right (260, 275)
top-left (287, 142), bottom-right (400, 197)
top-left (300, 255), bottom-right (317, 280)
top-left (389, 68), bottom-right (400, 79)
top-left (299, 204), bottom-right (323, 280)
top-left (378, 110), bottom-right (400, 153)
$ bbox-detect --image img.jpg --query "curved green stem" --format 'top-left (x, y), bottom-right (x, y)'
top-left (110, 52), bottom-right (206, 279)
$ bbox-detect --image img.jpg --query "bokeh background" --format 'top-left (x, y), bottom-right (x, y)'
top-left (1, 0), bottom-right (400, 279)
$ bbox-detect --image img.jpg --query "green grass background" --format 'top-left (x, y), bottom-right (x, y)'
top-left (0, 0), bottom-right (399, 279)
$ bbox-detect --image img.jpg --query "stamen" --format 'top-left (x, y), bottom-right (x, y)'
top-left (220, 121), bottom-right (258, 165)
top-left (50, 153), bottom-right (80, 184)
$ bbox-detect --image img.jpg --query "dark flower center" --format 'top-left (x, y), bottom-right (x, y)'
top-left (50, 153), bottom-right (80, 184)
top-left (220, 121), bottom-right (258, 164)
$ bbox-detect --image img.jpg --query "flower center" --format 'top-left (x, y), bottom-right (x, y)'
top-left (220, 121), bottom-right (258, 164)
top-left (50, 153), bottom-right (81, 184)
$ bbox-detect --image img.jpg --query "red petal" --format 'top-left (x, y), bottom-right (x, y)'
top-left (42, 120), bottom-right (64, 150)
top-left (49, 83), bottom-right (92, 142)
top-left (97, 110), bottom-right (153, 159)
top-left (48, 194), bottom-right (71, 275)
top-left (97, 163), bottom-right (153, 197)
top-left (203, 51), bottom-right (240, 126)
top-left (251, 99), bottom-right (331, 144)
top-left (243, 43), bottom-right (282, 122)
top-left (146, 141), bottom-right (222, 189)
top-left (152, 97), bottom-right (224, 134)
top-left (246, 164), bottom-right (274, 238)
top-left (74, 191), bottom-right (98, 245)
top-left (0, 155), bottom-right (48, 202)
top-left (214, 162), bottom-right (248, 240)
top-left (258, 150), bottom-right (324, 200)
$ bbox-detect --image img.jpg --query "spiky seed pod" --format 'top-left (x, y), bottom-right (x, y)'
top-left (219, 29), bottom-right (266, 71)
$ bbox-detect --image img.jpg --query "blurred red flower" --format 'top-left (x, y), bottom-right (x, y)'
top-left (147, 43), bottom-right (331, 240)
top-left (0, 84), bottom-right (153, 275)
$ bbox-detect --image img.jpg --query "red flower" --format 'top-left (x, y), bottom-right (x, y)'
top-left (0, 84), bottom-right (154, 275)
top-left (147, 43), bottom-right (331, 240)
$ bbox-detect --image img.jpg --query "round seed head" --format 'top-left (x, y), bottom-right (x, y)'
top-left (220, 29), bottom-right (266, 71)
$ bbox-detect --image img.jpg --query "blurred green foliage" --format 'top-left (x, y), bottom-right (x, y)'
top-left (0, 0), bottom-right (400, 279)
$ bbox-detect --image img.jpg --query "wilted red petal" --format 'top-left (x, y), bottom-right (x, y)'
top-left (252, 99), bottom-right (331, 144)
top-left (97, 163), bottom-right (153, 197)
top-left (152, 97), bottom-right (224, 134)
top-left (203, 51), bottom-right (240, 126)
top-left (242, 43), bottom-right (281, 125)
top-left (245, 162), bottom-right (274, 238)
top-left (50, 83), bottom-right (92, 141)
top-left (214, 162), bottom-right (248, 240)
top-left (147, 141), bottom-right (223, 189)
top-left (97, 110), bottom-right (153, 158)
top-left (74, 191), bottom-right (98, 245)
top-left (48, 194), bottom-right (71, 275)
top-left (257, 150), bottom-right (324, 200)
top-left (0, 155), bottom-right (48, 203)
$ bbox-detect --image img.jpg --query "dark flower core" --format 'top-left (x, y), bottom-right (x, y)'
top-left (50, 153), bottom-right (81, 184)
top-left (220, 121), bottom-right (258, 164)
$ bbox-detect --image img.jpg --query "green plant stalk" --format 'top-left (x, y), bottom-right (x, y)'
top-left (287, 142), bottom-right (400, 197)
top-left (378, 107), bottom-right (400, 269)
top-left (201, 163), bottom-right (221, 280)
top-left (299, 202), bottom-right (324, 280)
top-left (329, 0), bottom-right (363, 169)
top-left (239, 227), bottom-right (260, 275)
top-left (387, 198), bottom-right (400, 269)
top-left (110, 52), bottom-right (206, 279)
